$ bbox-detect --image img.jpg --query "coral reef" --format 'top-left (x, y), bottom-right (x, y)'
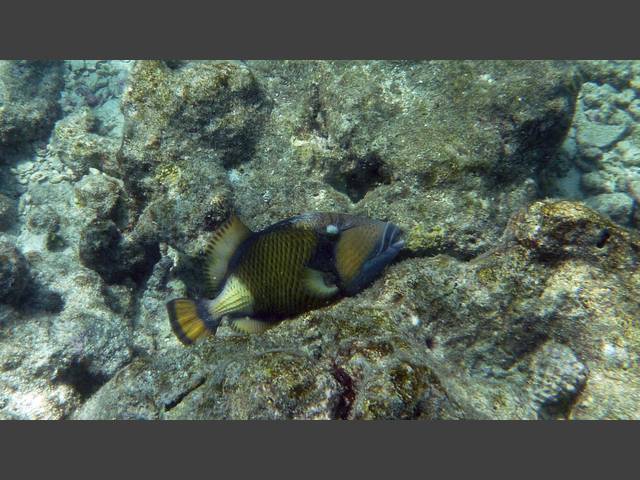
top-left (2, 60), bottom-right (640, 419)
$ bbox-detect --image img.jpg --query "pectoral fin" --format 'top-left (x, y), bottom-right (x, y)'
top-left (302, 267), bottom-right (339, 298)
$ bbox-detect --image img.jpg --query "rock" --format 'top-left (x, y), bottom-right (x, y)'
top-left (0, 240), bottom-right (29, 303)
top-left (628, 99), bottom-right (640, 120)
top-left (586, 192), bottom-right (634, 225)
top-left (118, 61), bottom-right (267, 255)
top-left (78, 219), bottom-right (121, 280)
top-left (70, 200), bottom-right (640, 420)
top-left (78, 219), bottom-right (159, 285)
top-left (0, 193), bottom-right (16, 230)
top-left (238, 60), bottom-right (577, 259)
top-left (0, 61), bottom-right (64, 148)
top-left (68, 60), bottom-right (86, 72)
top-left (527, 342), bottom-right (588, 419)
top-left (556, 78), bottom-right (640, 229)
top-left (576, 60), bottom-right (637, 90)
top-left (576, 121), bottom-right (628, 149)
top-left (74, 170), bottom-right (125, 222)
top-left (47, 108), bottom-right (119, 178)
top-left (508, 200), bottom-right (636, 263)
top-left (616, 139), bottom-right (640, 167)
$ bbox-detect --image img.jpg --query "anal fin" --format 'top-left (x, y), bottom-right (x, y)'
top-left (230, 317), bottom-right (275, 334)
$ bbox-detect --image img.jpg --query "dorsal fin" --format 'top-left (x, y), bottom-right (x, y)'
top-left (205, 215), bottom-right (252, 294)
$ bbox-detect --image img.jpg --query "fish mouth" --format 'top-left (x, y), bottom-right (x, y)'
top-left (391, 238), bottom-right (405, 250)
top-left (388, 224), bottom-right (405, 251)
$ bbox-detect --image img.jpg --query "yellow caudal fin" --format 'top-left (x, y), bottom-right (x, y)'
top-left (166, 298), bottom-right (213, 345)
top-left (204, 215), bottom-right (252, 295)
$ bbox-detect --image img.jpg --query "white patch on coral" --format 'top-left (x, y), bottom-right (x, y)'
top-left (227, 169), bottom-right (241, 184)
top-left (479, 73), bottom-right (494, 84)
top-left (10, 390), bottom-right (50, 419)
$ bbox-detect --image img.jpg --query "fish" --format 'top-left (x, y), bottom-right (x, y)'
top-left (166, 212), bottom-right (404, 345)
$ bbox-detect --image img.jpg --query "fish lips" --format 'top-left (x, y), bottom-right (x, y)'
top-left (392, 226), bottom-right (405, 249)
top-left (386, 222), bottom-right (405, 253)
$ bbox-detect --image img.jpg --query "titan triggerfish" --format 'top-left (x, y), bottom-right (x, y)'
top-left (166, 212), bottom-right (404, 345)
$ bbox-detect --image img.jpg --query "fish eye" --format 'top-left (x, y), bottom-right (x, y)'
top-left (326, 224), bottom-right (339, 235)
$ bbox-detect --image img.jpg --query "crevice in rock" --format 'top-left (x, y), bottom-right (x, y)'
top-left (595, 228), bottom-right (610, 248)
top-left (24, 283), bottom-right (65, 314)
top-left (163, 60), bottom-right (188, 70)
top-left (537, 383), bottom-right (587, 420)
top-left (78, 218), bottom-right (161, 286)
top-left (394, 245), bottom-right (472, 265)
top-left (306, 82), bottom-right (327, 137)
top-left (164, 376), bottom-right (206, 412)
top-left (54, 357), bottom-right (109, 400)
top-left (329, 363), bottom-right (356, 420)
top-left (325, 152), bottom-right (392, 203)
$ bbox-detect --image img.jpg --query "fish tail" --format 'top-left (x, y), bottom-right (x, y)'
top-left (166, 298), bottom-right (218, 345)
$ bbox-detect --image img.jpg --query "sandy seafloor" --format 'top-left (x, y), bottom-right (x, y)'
top-left (1, 60), bottom-right (640, 419)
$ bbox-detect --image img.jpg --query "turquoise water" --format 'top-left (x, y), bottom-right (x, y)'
top-left (0, 60), bottom-right (639, 420)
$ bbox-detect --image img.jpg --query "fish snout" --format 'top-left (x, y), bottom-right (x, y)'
top-left (382, 222), bottom-right (404, 253)
top-left (388, 223), bottom-right (405, 251)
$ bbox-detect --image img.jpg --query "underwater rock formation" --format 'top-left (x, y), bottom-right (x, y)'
top-left (118, 61), bottom-right (268, 257)
top-left (0, 61), bottom-right (64, 149)
top-left (240, 60), bottom-right (577, 259)
top-left (3, 60), bottom-right (640, 419)
top-left (547, 63), bottom-right (640, 229)
top-left (0, 240), bottom-right (29, 303)
top-left (72, 200), bottom-right (640, 419)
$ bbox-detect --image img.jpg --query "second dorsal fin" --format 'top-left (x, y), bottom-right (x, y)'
top-left (205, 215), bottom-right (252, 294)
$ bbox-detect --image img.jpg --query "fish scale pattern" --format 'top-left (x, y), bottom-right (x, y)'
top-left (237, 227), bottom-right (319, 317)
